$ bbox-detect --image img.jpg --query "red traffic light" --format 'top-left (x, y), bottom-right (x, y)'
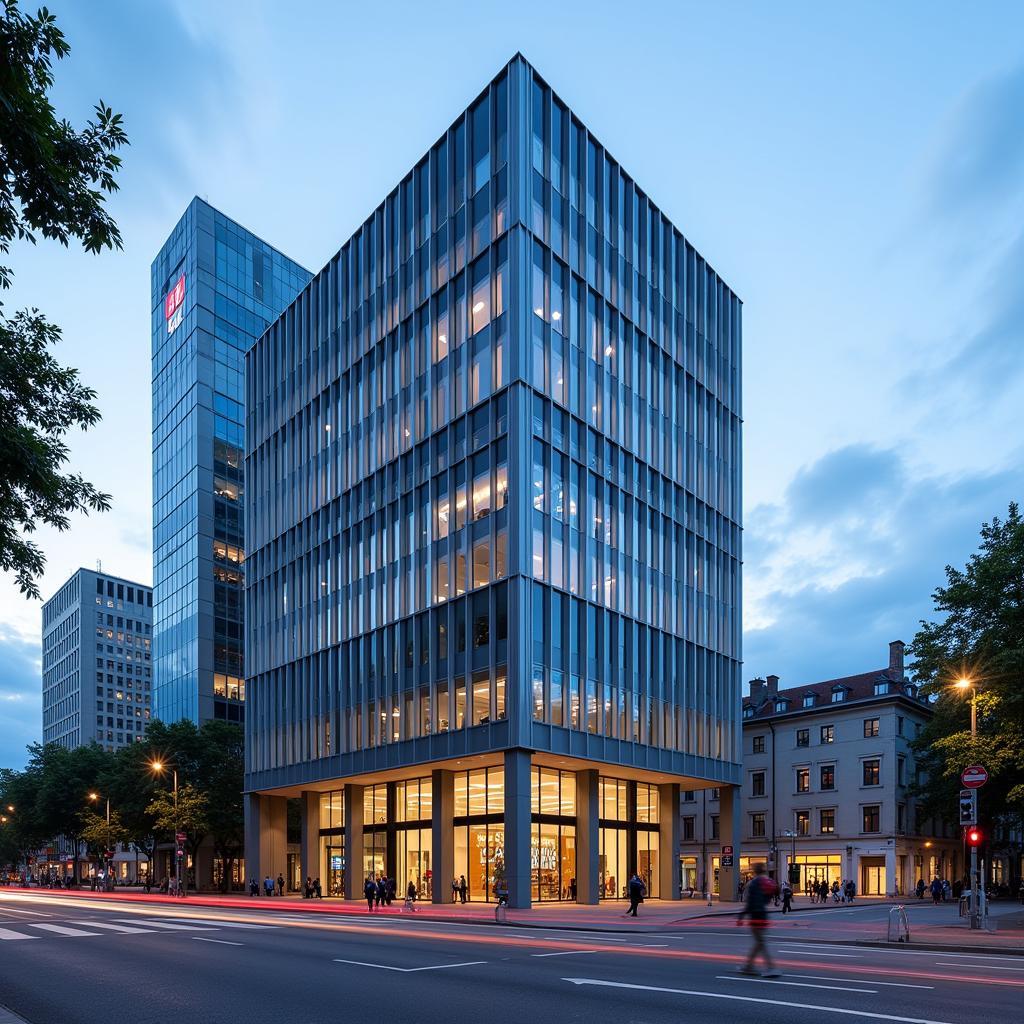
top-left (966, 827), bottom-right (983, 847)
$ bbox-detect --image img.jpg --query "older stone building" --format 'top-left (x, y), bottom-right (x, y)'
top-left (679, 641), bottom-right (959, 898)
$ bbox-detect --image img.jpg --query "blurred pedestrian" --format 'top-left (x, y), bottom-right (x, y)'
top-left (364, 875), bottom-right (377, 912)
top-left (737, 862), bottom-right (779, 977)
top-left (624, 871), bottom-right (646, 917)
top-left (781, 879), bottom-right (793, 914)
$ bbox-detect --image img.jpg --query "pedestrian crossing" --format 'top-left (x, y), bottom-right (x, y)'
top-left (0, 915), bottom-right (278, 942)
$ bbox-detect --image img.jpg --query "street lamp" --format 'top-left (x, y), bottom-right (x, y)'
top-left (955, 678), bottom-right (977, 739)
top-left (149, 760), bottom-right (184, 898)
top-left (954, 677), bottom-right (982, 928)
top-left (88, 792), bottom-right (112, 883)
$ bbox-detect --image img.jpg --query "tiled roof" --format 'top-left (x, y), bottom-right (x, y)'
top-left (743, 667), bottom-right (922, 720)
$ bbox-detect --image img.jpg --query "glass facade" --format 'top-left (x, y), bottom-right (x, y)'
top-left (245, 55), bottom-right (742, 908)
top-left (151, 199), bottom-right (309, 725)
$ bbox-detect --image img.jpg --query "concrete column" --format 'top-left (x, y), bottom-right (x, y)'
top-left (504, 748), bottom-right (532, 908)
top-left (343, 784), bottom-right (364, 900)
top-left (575, 769), bottom-right (600, 904)
top-left (244, 793), bottom-right (288, 888)
top-left (659, 783), bottom-right (681, 900)
top-left (717, 784), bottom-right (742, 902)
top-left (300, 791), bottom-right (320, 887)
top-left (432, 769), bottom-right (454, 905)
top-left (885, 846), bottom-right (898, 897)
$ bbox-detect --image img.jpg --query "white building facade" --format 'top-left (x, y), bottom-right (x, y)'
top-left (679, 641), bottom-right (960, 898)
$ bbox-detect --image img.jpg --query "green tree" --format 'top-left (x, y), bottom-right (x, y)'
top-left (0, 0), bottom-right (127, 598)
top-left (196, 721), bottom-right (245, 892)
top-left (911, 504), bottom-right (1024, 851)
top-left (79, 807), bottom-right (129, 858)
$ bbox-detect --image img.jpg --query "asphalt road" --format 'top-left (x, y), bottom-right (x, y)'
top-left (0, 892), bottom-right (1020, 1024)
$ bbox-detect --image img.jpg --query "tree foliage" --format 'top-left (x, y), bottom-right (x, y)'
top-left (911, 503), bottom-right (1024, 834)
top-left (0, 0), bottom-right (127, 598)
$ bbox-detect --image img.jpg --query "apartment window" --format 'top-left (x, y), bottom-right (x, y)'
top-left (820, 765), bottom-right (835, 791)
top-left (710, 815), bottom-right (719, 840)
top-left (710, 789), bottom-right (720, 801)
top-left (820, 724), bottom-right (834, 744)
top-left (752, 735), bottom-right (765, 754)
top-left (831, 688), bottom-right (846, 703)
top-left (863, 759), bottom-right (880, 786)
top-left (742, 705), bottom-right (754, 719)
top-left (802, 694), bottom-right (815, 708)
top-left (863, 717), bottom-right (879, 738)
top-left (795, 810), bottom-right (810, 836)
top-left (682, 816), bottom-right (695, 841)
top-left (774, 699), bottom-right (788, 713)
top-left (862, 805), bottom-right (880, 833)
top-left (682, 790), bottom-right (695, 803)
top-left (751, 812), bottom-right (766, 838)
top-left (751, 771), bottom-right (766, 797)
top-left (874, 682), bottom-right (889, 695)
top-left (820, 808), bottom-right (835, 834)
top-left (897, 756), bottom-right (906, 786)
top-left (796, 728), bottom-right (809, 747)
top-left (897, 716), bottom-right (904, 737)
top-left (897, 803), bottom-right (906, 833)
top-left (796, 767), bottom-right (810, 793)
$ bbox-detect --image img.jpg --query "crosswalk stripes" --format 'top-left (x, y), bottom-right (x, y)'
top-left (27, 923), bottom-right (103, 937)
top-left (0, 915), bottom-right (276, 941)
top-left (0, 926), bottom-right (38, 941)
top-left (82, 921), bottom-right (154, 934)
top-left (116, 919), bottom-right (220, 931)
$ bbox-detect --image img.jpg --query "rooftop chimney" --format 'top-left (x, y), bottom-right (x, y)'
top-left (749, 677), bottom-right (766, 700)
top-left (888, 640), bottom-right (905, 680)
top-left (766, 674), bottom-right (780, 695)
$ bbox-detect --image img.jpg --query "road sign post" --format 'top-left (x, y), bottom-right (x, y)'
top-left (960, 766), bottom-right (987, 930)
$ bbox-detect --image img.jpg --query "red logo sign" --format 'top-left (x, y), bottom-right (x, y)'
top-left (961, 765), bottom-right (988, 788)
top-left (722, 845), bottom-right (734, 855)
top-left (164, 274), bottom-right (185, 320)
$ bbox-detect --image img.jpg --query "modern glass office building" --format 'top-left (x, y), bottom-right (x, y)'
top-left (151, 199), bottom-right (310, 726)
top-left (243, 55), bottom-right (743, 907)
top-left (42, 568), bottom-right (153, 751)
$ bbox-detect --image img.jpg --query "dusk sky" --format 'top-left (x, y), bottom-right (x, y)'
top-left (2, 0), bottom-right (1022, 767)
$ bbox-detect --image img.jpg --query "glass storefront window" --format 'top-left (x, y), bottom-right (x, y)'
top-left (319, 789), bottom-right (345, 830)
top-left (599, 825), bottom-right (627, 899)
top-left (395, 777), bottom-right (432, 823)
top-left (599, 777), bottom-right (627, 821)
top-left (453, 822), bottom-right (504, 902)
top-left (636, 783), bottom-right (659, 824)
top-left (364, 783), bottom-right (388, 825)
top-left (637, 828), bottom-right (659, 898)
top-left (324, 843), bottom-right (345, 897)
top-left (396, 826), bottom-right (432, 900)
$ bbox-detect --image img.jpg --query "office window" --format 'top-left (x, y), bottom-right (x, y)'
top-left (862, 805), bottom-right (880, 833)
top-left (820, 808), bottom-right (835, 834)
top-left (795, 810), bottom-right (810, 836)
top-left (796, 728), bottom-right (809, 747)
top-left (751, 771), bottom-right (765, 797)
top-left (682, 816), bottom-right (695, 841)
top-left (795, 767), bottom-right (809, 793)
top-left (820, 724), bottom-right (834, 744)
top-left (751, 812), bottom-right (766, 838)
top-left (863, 759), bottom-right (880, 786)
top-left (752, 735), bottom-right (765, 754)
top-left (863, 717), bottom-right (879, 738)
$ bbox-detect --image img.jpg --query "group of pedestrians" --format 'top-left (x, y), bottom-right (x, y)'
top-left (917, 876), bottom-right (953, 903)
top-left (450, 875), bottom-right (468, 903)
top-left (303, 876), bottom-right (323, 899)
top-left (806, 877), bottom-right (856, 903)
top-left (363, 872), bottom-right (396, 910)
top-left (248, 873), bottom-right (286, 897)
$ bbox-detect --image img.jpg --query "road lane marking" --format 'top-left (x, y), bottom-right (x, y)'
top-left (179, 919), bottom-right (278, 929)
top-left (778, 950), bottom-right (861, 957)
top-left (774, 943), bottom-right (1023, 961)
top-left (27, 923), bottom-right (102, 937)
top-left (718, 975), bottom-right (878, 994)
top-left (120, 919), bottom-right (219, 931)
top-left (332, 958), bottom-right (486, 972)
top-left (634, 943), bottom-right (669, 948)
top-left (192, 937), bottom-right (244, 946)
top-left (0, 907), bottom-right (53, 916)
top-left (932, 962), bottom-right (1024, 972)
top-left (0, 927), bottom-right (38, 941)
top-left (78, 922), bottom-right (154, 934)
top-left (784, 974), bottom-right (934, 990)
top-left (562, 978), bottom-right (960, 1023)
top-left (531, 950), bottom-right (603, 958)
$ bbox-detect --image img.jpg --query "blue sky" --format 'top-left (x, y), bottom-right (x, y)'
top-left (2, 1), bottom-right (1022, 767)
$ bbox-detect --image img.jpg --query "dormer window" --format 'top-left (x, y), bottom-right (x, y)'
top-left (774, 699), bottom-right (788, 713)
top-left (831, 686), bottom-right (846, 703)
top-left (802, 693), bottom-right (816, 708)
top-left (743, 705), bottom-right (754, 719)
top-left (874, 681), bottom-right (889, 695)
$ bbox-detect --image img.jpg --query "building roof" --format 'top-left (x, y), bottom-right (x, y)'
top-left (743, 666), bottom-right (926, 721)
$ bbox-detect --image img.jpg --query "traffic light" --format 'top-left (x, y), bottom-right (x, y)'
top-left (966, 827), bottom-right (983, 847)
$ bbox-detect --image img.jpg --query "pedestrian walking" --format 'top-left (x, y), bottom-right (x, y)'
top-left (737, 862), bottom-right (779, 977)
top-left (364, 875), bottom-right (377, 912)
top-left (406, 880), bottom-right (417, 911)
top-left (624, 871), bottom-right (646, 917)
top-left (458, 874), bottom-right (468, 904)
top-left (276, 873), bottom-right (285, 897)
top-left (451, 877), bottom-right (459, 903)
top-left (248, 877), bottom-right (258, 897)
top-left (781, 879), bottom-right (793, 914)
top-left (915, 878), bottom-right (926, 900)
top-left (929, 876), bottom-right (942, 905)
top-left (263, 874), bottom-right (274, 897)
top-left (844, 878), bottom-right (855, 903)
top-left (375, 874), bottom-right (386, 907)
top-left (314, 877), bottom-right (323, 899)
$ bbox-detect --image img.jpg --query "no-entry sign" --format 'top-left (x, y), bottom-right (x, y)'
top-left (961, 765), bottom-right (988, 788)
